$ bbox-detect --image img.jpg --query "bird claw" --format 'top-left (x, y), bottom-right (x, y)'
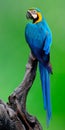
top-left (47, 63), bottom-right (53, 74)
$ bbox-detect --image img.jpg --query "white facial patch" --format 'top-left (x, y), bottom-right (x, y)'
top-left (31, 13), bottom-right (37, 19)
top-left (28, 10), bottom-right (38, 19)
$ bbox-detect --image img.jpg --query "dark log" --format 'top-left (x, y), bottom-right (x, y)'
top-left (0, 53), bottom-right (43, 130)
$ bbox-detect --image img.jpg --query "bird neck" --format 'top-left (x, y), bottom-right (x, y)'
top-left (33, 12), bottom-right (42, 24)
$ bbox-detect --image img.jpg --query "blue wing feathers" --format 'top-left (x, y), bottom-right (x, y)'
top-left (43, 33), bottom-right (52, 54)
top-left (25, 23), bottom-right (46, 49)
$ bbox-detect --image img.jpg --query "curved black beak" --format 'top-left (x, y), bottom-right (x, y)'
top-left (26, 10), bottom-right (33, 19)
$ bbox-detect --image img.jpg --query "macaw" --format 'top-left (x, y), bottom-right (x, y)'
top-left (25, 8), bottom-right (52, 126)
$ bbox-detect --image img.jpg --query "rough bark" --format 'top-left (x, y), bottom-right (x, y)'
top-left (0, 53), bottom-right (43, 130)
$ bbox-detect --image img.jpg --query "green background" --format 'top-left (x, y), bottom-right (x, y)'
top-left (0, 0), bottom-right (65, 129)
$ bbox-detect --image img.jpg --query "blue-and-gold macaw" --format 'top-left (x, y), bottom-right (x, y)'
top-left (25, 8), bottom-right (52, 126)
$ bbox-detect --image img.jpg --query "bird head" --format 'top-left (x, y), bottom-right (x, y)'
top-left (26, 8), bottom-right (42, 23)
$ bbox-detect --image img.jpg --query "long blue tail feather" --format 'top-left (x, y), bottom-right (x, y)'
top-left (39, 62), bottom-right (52, 126)
top-left (39, 63), bottom-right (47, 110)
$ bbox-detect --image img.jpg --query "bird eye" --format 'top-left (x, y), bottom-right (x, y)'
top-left (33, 10), bottom-right (37, 14)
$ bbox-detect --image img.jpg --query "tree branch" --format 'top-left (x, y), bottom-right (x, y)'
top-left (0, 53), bottom-right (42, 130)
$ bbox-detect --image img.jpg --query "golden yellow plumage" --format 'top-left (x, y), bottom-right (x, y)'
top-left (35, 12), bottom-right (42, 23)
